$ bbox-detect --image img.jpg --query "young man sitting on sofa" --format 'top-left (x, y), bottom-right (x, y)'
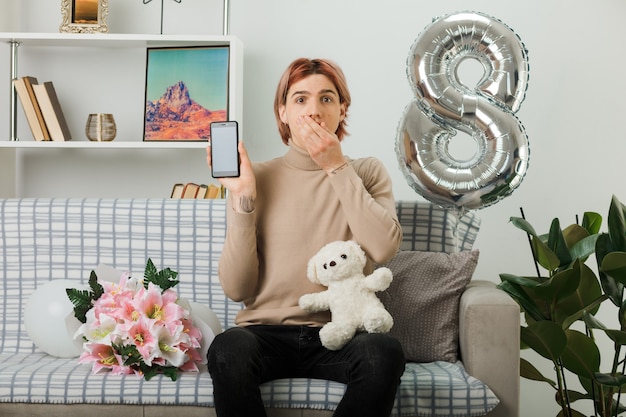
top-left (205, 57), bottom-right (405, 417)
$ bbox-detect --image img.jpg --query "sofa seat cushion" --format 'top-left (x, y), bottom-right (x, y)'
top-left (0, 352), bottom-right (497, 416)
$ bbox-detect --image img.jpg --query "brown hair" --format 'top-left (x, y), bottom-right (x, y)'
top-left (274, 58), bottom-right (351, 145)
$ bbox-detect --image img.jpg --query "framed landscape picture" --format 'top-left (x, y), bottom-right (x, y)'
top-left (143, 46), bottom-right (230, 141)
top-left (60, 0), bottom-right (109, 33)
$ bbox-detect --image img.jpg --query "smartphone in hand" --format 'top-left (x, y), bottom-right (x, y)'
top-left (210, 121), bottom-right (240, 178)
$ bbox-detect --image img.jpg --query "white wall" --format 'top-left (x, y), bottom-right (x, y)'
top-left (3, 1), bottom-right (626, 415)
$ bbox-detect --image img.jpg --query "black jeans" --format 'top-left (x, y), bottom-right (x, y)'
top-left (207, 325), bottom-right (405, 417)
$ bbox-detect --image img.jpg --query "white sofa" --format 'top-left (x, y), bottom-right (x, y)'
top-left (0, 198), bottom-right (519, 417)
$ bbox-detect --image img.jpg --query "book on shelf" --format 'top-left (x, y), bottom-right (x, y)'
top-left (22, 77), bottom-right (51, 141)
top-left (205, 184), bottom-right (224, 199)
top-left (170, 183), bottom-right (184, 198)
top-left (181, 183), bottom-right (201, 198)
top-left (32, 81), bottom-right (72, 142)
top-left (12, 76), bottom-right (50, 141)
top-left (171, 183), bottom-right (224, 199)
top-left (196, 184), bottom-right (209, 199)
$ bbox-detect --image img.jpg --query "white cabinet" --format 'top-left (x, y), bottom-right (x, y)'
top-left (0, 32), bottom-right (243, 198)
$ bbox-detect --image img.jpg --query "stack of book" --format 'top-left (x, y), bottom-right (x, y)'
top-left (171, 183), bottom-right (225, 199)
top-left (13, 76), bottom-right (72, 141)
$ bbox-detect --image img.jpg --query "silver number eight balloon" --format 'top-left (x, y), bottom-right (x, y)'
top-left (396, 11), bottom-right (530, 212)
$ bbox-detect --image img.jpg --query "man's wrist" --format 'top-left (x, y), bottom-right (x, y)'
top-left (329, 161), bottom-right (349, 175)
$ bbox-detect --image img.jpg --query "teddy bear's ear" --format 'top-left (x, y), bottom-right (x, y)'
top-left (307, 257), bottom-right (321, 284)
top-left (349, 240), bottom-right (367, 266)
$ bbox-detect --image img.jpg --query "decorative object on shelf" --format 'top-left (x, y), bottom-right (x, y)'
top-left (86, 113), bottom-right (116, 141)
top-left (143, 46), bottom-right (229, 142)
top-left (60, 0), bottom-right (109, 34)
top-left (142, 0), bottom-right (230, 36)
top-left (66, 259), bottom-right (211, 381)
top-left (395, 11), bottom-right (530, 214)
top-left (143, 0), bottom-right (182, 35)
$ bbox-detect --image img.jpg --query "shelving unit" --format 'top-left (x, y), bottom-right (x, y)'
top-left (0, 32), bottom-right (243, 198)
top-left (4, 32), bottom-right (243, 141)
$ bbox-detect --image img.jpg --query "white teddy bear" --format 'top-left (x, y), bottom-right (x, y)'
top-left (298, 240), bottom-right (394, 350)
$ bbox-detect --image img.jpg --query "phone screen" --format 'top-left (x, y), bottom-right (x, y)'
top-left (210, 121), bottom-right (240, 178)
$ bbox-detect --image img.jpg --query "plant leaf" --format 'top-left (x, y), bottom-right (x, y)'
top-left (595, 233), bottom-right (623, 307)
top-left (547, 218), bottom-right (572, 268)
top-left (65, 288), bottom-right (92, 323)
top-left (568, 234), bottom-right (599, 263)
top-left (510, 216), bottom-right (538, 236)
top-left (498, 273), bottom-right (542, 288)
top-left (532, 261), bottom-right (581, 304)
top-left (560, 295), bottom-right (607, 330)
top-left (559, 389), bottom-right (591, 403)
top-left (562, 224), bottom-right (590, 250)
top-left (601, 252), bottom-right (626, 286)
top-left (520, 357), bottom-right (556, 386)
top-left (532, 236), bottom-right (561, 273)
top-left (89, 270), bottom-right (104, 299)
top-left (521, 321), bottom-right (567, 361)
top-left (65, 270), bottom-right (104, 323)
top-left (555, 262), bottom-right (604, 326)
top-left (582, 211), bottom-right (602, 235)
top-left (510, 216), bottom-right (561, 272)
top-left (608, 195), bottom-right (626, 252)
top-left (560, 329), bottom-right (600, 379)
top-left (594, 372), bottom-right (626, 387)
top-left (583, 311), bottom-right (626, 345)
top-left (143, 258), bottom-right (179, 292)
top-left (143, 364), bottom-right (179, 381)
top-left (497, 278), bottom-right (548, 321)
top-left (143, 258), bottom-right (158, 287)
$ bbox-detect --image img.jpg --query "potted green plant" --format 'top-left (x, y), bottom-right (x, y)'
top-left (498, 195), bottom-right (626, 417)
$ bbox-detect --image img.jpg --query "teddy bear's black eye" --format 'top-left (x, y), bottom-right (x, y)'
top-left (323, 263), bottom-right (328, 269)
top-left (341, 254), bottom-right (347, 259)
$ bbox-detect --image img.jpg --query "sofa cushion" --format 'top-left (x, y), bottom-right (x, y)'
top-left (395, 201), bottom-right (480, 253)
top-left (380, 250), bottom-right (480, 362)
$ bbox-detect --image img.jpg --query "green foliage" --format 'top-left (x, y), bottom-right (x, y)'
top-left (498, 195), bottom-right (626, 417)
top-left (66, 259), bottom-right (179, 324)
top-left (66, 270), bottom-right (104, 323)
top-left (143, 258), bottom-right (179, 292)
top-left (113, 343), bottom-right (179, 381)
